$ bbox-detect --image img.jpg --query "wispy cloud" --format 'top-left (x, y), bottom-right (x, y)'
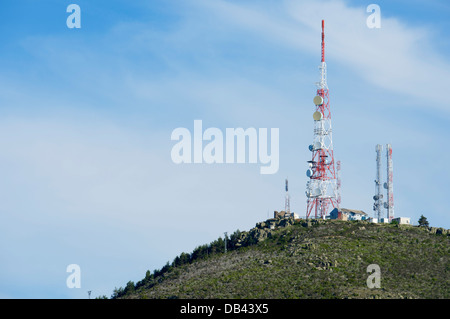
top-left (152, 0), bottom-right (450, 115)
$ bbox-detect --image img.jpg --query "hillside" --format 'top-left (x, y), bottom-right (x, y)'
top-left (112, 218), bottom-right (450, 299)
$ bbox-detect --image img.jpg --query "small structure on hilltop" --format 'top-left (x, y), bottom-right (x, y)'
top-left (274, 210), bottom-right (299, 221)
top-left (329, 208), bottom-right (367, 221)
top-left (393, 217), bottom-right (411, 225)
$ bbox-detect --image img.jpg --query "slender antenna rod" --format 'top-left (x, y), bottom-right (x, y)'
top-left (224, 232), bottom-right (227, 253)
top-left (321, 20), bottom-right (325, 63)
top-left (285, 178), bottom-right (291, 216)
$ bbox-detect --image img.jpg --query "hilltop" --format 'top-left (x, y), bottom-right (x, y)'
top-left (111, 217), bottom-right (450, 299)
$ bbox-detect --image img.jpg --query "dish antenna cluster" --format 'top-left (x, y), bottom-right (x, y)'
top-left (305, 20), bottom-right (339, 219)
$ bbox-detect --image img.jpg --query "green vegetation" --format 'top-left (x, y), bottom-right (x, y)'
top-left (418, 215), bottom-right (429, 227)
top-left (112, 219), bottom-right (449, 299)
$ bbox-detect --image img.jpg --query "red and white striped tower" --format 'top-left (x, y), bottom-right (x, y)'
top-left (305, 20), bottom-right (338, 219)
top-left (385, 144), bottom-right (394, 221)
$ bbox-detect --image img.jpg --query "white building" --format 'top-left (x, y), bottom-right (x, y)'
top-left (393, 217), bottom-right (411, 225)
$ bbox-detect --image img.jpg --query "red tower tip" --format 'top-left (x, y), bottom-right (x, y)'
top-left (321, 20), bottom-right (325, 63)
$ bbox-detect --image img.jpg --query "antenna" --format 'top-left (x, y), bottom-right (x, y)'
top-left (305, 20), bottom-right (338, 219)
top-left (88, 290), bottom-right (92, 299)
top-left (224, 232), bottom-right (227, 253)
top-left (321, 19), bottom-right (325, 63)
top-left (285, 178), bottom-right (291, 217)
top-left (385, 144), bottom-right (394, 221)
top-left (336, 160), bottom-right (341, 208)
top-left (373, 144), bottom-right (383, 221)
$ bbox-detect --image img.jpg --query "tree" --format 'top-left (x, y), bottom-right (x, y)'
top-left (418, 215), bottom-right (429, 227)
top-left (191, 244), bottom-right (209, 261)
top-left (111, 286), bottom-right (124, 299)
top-left (179, 252), bottom-right (190, 265)
top-left (229, 229), bottom-right (242, 249)
top-left (161, 261), bottom-right (172, 274)
top-left (172, 256), bottom-right (181, 268)
top-left (210, 237), bottom-right (224, 254)
top-left (124, 281), bottom-right (135, 295)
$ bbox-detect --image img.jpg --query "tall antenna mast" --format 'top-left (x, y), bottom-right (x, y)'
top-left (285, 178), bottom-right (291, 217)
top-left (373, 144), bottom-right (384, 220)
top-left (385, 144), bottom-right (394, 221)
top-left (305, 20), bottom-right (338, 219)
top-left (336, 160), bottom-right (341, 208)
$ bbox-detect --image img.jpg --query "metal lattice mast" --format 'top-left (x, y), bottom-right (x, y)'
top-left (336, 160), bottom-right (341, 208)
top-left (224, 232), bottom-right (227, 253)
top-left (385, 144), bottom-right (394, 221)
top-left (305, 20), bottom-right (338, 219)
top-left (373, 144), bottom-right (384, 220)
top-left (285, 178), bottom-right (291, 216)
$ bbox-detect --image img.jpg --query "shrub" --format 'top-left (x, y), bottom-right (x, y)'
top-left (418, 215), bottom-right (429, 227)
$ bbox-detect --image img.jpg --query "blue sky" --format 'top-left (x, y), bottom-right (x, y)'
top-left (0, 0), bottom-right (449, 299)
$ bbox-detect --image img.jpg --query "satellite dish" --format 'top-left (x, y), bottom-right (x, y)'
top-left (383, 182), bottom-right (388, 189)
top-left (313, 95), bottom-right (323, 106)
top-left (314, 141), bottom-right (323, 150)
top-left (308, 162), bottom-right (313, 168)
top-left (384, 202), bottom-right (389, 209)
top-left (373, 195), bottom-right (379, 201)
top-left (306, 169), bottom-right (313, 177)
top-left (313, 111), bottom-right (323, 121)
top-left (314, 187), bottom-right (322, 196)
top-left (309, 144), bottom-right (314, 152)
